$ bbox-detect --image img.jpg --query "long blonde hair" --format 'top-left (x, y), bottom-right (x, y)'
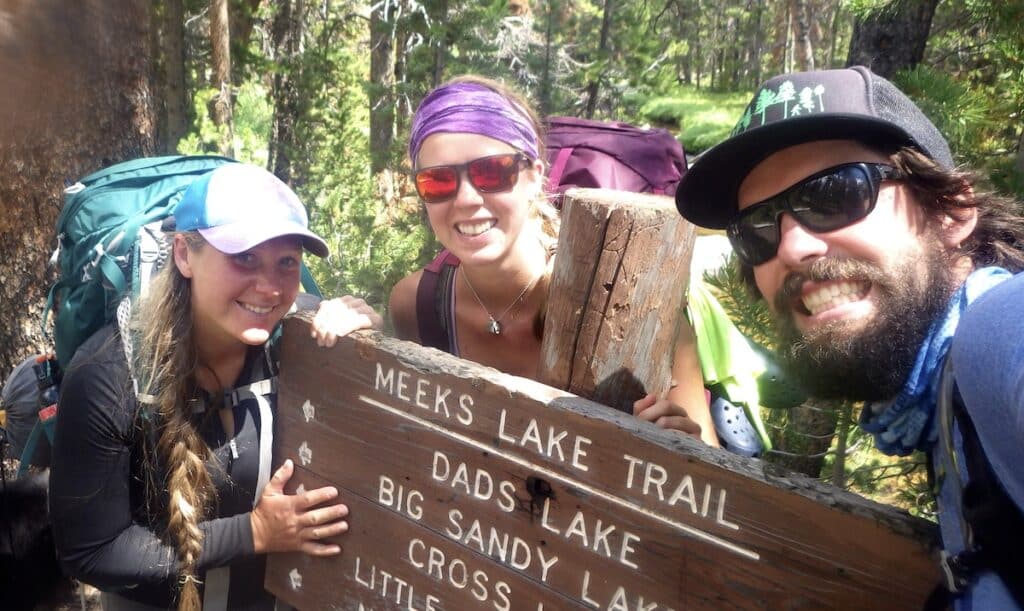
top-left (134, 231), bottom-right (213, 611)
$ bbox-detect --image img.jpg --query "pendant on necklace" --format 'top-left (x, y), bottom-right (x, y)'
top-left (488, 318), bottom-right (503, 335)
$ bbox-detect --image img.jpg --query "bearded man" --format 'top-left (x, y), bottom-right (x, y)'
top-left (675, 66), bottom-right (1024, 610)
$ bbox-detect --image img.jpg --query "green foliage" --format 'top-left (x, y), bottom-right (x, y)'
top-left (275, 5), bottom-right (432, 312)
top-left (701, 254), bottom-right (776, 351)
top-left (925, 0), bottom-right (1024, 197)
top-left (894, 66), bottom-right (995, 166)
top-left (393, 1), bottom-right (516, 111)
top-left (852, 457), bottom-right (933, 516)
top-left (987, 155), bottom-right (1024, 198)
top-left (231, 83), bottom-right (274, 166)
top-left (176, 87), bottom-right (225, 156)
top-left (176, 82), bottom-right (271, 165)
top-left (843, 0), bottom-right (903, 19)
top-left (640, 87), bottom-right (751, 154)
top-left (309, 180), bottom-right (432, 313)
top-left (822, 423), bottom-right (935, 518)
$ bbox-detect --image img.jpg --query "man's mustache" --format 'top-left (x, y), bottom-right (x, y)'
top-left (775, 257), bottom-right (887, 312)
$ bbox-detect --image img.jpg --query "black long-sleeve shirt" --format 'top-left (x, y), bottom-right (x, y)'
top-left (50, 324), bottom-right (277, 609)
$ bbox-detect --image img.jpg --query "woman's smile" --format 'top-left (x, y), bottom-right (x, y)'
top-left (455, 219), bottom-right (497, 236)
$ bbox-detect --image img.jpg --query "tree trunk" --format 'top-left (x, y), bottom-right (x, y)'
top-left (369, 2), bottom-right (395, 173)
top-left (584, 0), bottom-right (614, 119)
top-left (709, 3), bottom-right (722, 90)
top-left (228, 0), bottom-right (262, 54)
top-left (209, 0), bottom-right (234, 157)
top-left (540, 1), bottom-right (555, 116)
top-left (680, 9), bottom-right (693, 86)
top-left (730, 44), bottom-right (741, 89)
top-left (831, 402), bottom-right (853, 488)
top-left (750, 0), bottom-right (765, 87)
top-left (393, 20), bottom-right (409, 140)
top-left (791, 0), bottom-right (814, 71)
top-left (431, 0), bottom-right (449, 88)
top-left (846, 0), bottom-right (939, 78)
top-left (770, 0), bottom-right (790, 73)
top-left (0, 0), bottom-right (156, 377)
top-left (692, 2), bottom-right (702, 88)
top-left (769, 399), bottom-right (838, 477)
top-left (807, 0), bottom-right (824, 63)
top-left (828, 0), bottom-right (843, 68)
top-left (270, 0), bottom-right (304, 183)
top-left (1015, 129), bottom-right (1024, 177)
top-left (157, 0), bottom-right (188, 153)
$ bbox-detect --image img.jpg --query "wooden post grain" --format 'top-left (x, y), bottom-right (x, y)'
top-left (538, 188), bottom-right (697, 412)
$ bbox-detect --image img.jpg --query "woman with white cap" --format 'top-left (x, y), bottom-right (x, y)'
top-left (49, 163), bottom-right (380, 611)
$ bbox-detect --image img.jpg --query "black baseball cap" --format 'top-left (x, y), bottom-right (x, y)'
top-left (675, 66), bottom-right (954, 229)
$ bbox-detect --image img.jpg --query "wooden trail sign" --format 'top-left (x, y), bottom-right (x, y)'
top-left (539, 189), bottom-right (696, 412)
top-left (265, 317), bottom-right (939, 610)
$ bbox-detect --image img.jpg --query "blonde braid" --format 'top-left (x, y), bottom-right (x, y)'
top-left (159, 409), bottom-right (212, 611)
top-left (135, 232), bottom-right (216, 611)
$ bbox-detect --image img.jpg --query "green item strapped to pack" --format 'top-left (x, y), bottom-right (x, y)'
top-left (687, 280), bottom-right (772, 449)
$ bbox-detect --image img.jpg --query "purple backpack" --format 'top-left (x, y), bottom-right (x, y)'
top-left (544, 116), bottom-right (687, 206)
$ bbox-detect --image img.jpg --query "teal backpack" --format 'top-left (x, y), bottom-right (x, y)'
top-left (19, 156), bottom-right (321, 476)
top-left (45, 155), bottom-right (231, 365)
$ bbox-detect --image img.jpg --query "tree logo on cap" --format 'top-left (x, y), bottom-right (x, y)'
top-left (732, 81), bottom-right (827, 136)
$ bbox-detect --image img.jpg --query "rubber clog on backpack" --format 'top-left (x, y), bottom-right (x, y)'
top-left (746, 339), bottom-right (807, 410)
top-left (710, 395), bottom-right (764, 458)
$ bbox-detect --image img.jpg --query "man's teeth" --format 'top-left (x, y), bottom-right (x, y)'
top-left (457, 220), bottom-right (495, 236)
top-left (241, 303), bottom-right (273, 315)
top-left (803, 281), bottom-right (869, 315)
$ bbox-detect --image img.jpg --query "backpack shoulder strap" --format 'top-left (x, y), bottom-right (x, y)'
top-left (548, 146), bottom-right (575, 188)
top-left (927, 356), bottom-right (1024, 609)
top-left (416, 250), bottom-right (460, 351)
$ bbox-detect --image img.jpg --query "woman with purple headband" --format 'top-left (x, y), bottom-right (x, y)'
top-left (389, 76), bottom-right (557, 378)
top-left (389, 75), bottom-right (717, 445)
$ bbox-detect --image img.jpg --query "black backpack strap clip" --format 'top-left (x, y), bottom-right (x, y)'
top-left (938, 548), bottom-right (979, 595)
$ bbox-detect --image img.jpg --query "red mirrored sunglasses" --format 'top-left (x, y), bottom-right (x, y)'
top-left (414, 153), bottom-right (529, 203)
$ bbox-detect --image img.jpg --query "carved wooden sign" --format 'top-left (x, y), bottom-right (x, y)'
top-left (265, 318), bottom-right (938, 610)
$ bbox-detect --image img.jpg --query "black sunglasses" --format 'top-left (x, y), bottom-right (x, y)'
top-left (727, 162), bottom-right (899, 266)
top-left (414, 153), bottom-right (529, 203)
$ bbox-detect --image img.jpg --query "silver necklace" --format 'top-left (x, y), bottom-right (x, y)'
top-left (461, 267), bottom-right (539, 335)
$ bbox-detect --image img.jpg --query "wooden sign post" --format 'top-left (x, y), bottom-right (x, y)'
top-left (265, 319), bottom-right (938, 610)
top-left (539, 189), bottom-right (696, 412)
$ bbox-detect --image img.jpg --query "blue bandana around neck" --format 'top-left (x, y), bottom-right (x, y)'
top-left (860, 266), bottom-right (1012, 456)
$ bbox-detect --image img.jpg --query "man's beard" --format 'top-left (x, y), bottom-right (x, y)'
top-left (771, 245), bottom-right (956, 401)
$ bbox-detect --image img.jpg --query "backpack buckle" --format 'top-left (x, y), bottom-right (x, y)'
top-left (939, 550), bottom-right (973, 594)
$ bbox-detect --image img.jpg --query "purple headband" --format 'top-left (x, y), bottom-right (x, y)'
top-left (408, 82), bottom-right (539, 165)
